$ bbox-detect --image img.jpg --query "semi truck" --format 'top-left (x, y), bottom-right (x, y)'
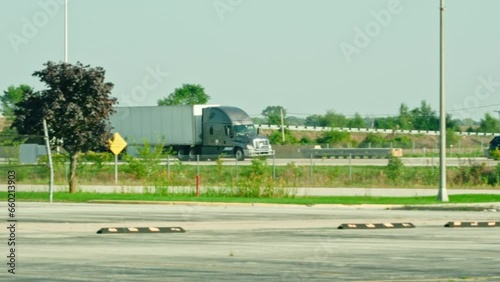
top-left (110, 105), bottom-right (274, 161)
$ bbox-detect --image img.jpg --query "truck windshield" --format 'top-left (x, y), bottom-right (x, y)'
top-left (233, 125), bottom-right (257, 136)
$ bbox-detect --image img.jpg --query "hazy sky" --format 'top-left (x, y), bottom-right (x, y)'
top-left (1, 0), bottom-right (499, 121)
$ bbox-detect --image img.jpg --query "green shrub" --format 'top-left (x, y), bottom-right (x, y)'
top-left (358, 133), bottom-right (385, 148)
top-left (490, 148), bottom-right (500, 160)
top-left (299, 136), bottom-right (313, 145)
top-left (38, 153), bottom-right (67, 164)
top-left (391, 135), bottom-right (413, 149)
top-left (386, 156), bottom-right (404, 181)
top-left (453, 163), bottom-right (489, 186)
top-left (316, 130), bottom-right (351, 146)
top-left (122, 139), bottom-right (166, 180)
top-left (268, 129), bottom-right (298, 145)
top-left (80, 151), bottom-right (113, 169)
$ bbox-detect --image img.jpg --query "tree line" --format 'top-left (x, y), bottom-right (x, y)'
top-left (256, 103), bottom-right (500, 134)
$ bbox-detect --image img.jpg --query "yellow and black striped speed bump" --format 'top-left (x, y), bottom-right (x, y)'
top-left (96, 227), bottom-right (185, 234)
top-left (444, 221), bottom-right (500, 228)
top-left (338, 223), bottom-right (415, 229)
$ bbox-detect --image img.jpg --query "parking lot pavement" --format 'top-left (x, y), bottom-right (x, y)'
top-left (3, 202), bottom-right (500, 281)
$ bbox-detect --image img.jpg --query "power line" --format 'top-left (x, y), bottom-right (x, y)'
top-left (447, 103), bottom-right (500, 112)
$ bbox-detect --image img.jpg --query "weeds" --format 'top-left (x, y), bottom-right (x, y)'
top-left (386, 156), bottom-right (404, 182)
top-left (3, 155), bottom-right (500, 195)
top-left (122, 139), bottom-right (166, 181)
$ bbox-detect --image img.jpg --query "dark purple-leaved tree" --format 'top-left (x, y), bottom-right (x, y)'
top-left (12, 61), bottom-right (117, 193)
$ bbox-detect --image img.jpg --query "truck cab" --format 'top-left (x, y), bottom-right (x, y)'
top-left (201, 106), bottom-right (273, 160)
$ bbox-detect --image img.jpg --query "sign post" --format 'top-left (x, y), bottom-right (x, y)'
top-left (109, 133), bottom-right (127, 185)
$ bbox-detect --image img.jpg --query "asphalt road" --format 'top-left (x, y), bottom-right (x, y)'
top-left (2, 156), bottom-right (495, 167)
top-left (3, 202), bottom-right (500, 281)
top-left (176, 157), bottom-right (498, 167)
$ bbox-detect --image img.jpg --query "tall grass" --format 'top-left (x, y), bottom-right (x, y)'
top-left (3, 156), bottom-right (500, 192)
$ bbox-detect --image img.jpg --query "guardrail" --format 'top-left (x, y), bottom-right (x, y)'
top-left (301, 148), bottom-right (403, 159)
top-left (257, 124), bottom-right (500, 137)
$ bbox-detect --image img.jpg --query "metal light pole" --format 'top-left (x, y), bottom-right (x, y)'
top-left (43, 119), bottom-right (54, 203)
top-left (281, 108), bottom-right (285, 142)
top-left (64, 0), bottom-right (68, 63)
top-left (437, 0), bottom-right (449, 202)
top-left (46, 0), bottom-right (68, 202)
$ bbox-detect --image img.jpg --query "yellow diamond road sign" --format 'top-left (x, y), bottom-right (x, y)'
top-left (109, 132), bottom-right (127, 155)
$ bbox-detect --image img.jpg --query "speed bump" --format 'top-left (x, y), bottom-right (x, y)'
top-left (97, 226), bottom-right (185, 234)
top-left (338, 223), bottom-right (415, 229)
top-left (444, 221), bottom-right (500, 228)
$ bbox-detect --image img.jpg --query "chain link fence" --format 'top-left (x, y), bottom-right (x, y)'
top-left (1, 135), bottom-right (499, 195)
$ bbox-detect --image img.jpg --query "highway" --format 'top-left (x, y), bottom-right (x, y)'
top-left (178, 157), bottom-right (497, 167)
top-left (1, 157), bottom-right (496, 167)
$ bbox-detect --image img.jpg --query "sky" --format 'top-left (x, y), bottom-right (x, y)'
top-left (1, 0), bottom-right (500, 121)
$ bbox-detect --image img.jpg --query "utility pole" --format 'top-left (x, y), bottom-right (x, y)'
top-left (64, 0), bottom-right (68, 63)
top-left (281, 108), bottom-right (285, 142)
top-left (437, 0), bottom-right (449, 202)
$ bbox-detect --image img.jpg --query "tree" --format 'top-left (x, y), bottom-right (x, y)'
top-left (397, 103), bottom-right (412, 130)
top-left (1, 84), bottom-right (32, 119)
top-left (0, 85), bottom-right (34, 145)
top-left (304, 114), bottom-right (325, 127)
top-left (445, 113), bottom-right (460, 131)
top-left (316, 130), bottom-right (352, 146)
top-left (411, 101), bottom-right (439, 130)
top-left (261, 106), bottom-right (286, 125)
top-left (323, 110), bottom-right (347, 128)
top-left (477, 113), bottom-right (500, 133)
top-left (374, 116), bottom-right (397, 129)
top-left (157, 84), bottom-right (210, 105)
top-left (347, 113), bottom-right (366, 128)
top-left (12, 61), bottom-right (117, 193)
top-left (285, 116), bottom-right (305, 126)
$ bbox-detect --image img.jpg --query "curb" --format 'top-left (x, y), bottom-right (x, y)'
top-left (86, 200), bottom-right (406, 209)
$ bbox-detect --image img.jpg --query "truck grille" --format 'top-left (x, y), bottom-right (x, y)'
top-left (254, 139), bottom-right (270, 149)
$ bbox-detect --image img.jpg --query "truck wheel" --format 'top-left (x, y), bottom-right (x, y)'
top-left (235, 148), bottom-right (245, 161)
top-left (177, 148), bottom-right (188, 161)
top-left (188, 148), bottom-right (197, 161)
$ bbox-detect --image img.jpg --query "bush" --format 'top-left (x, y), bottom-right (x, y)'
top-left (80, 151), bottom-right (113, 170)
top-left (268, 129), bottom-right (298, 145)
top-left (391, 135), bottom-right (412, 149)
top-left (453, 163), bottom-right (490, 186)
top-left (122, 140), bottom-right (166, 180)
top-left (316, 130), bottom-right (351, 146)
top-left (299, 136), bottom-right (313, 145)
top-left (231, 158), bottom-right (286, 197)
top-left (38, 153), bottom-right (67, 164)
top-left (358, 133), bottom-right (385, 148)
top-left (446, 128), bottom-right (460, 146)
top-left (490, 148), bottom-right (500, 160)
top-left (386, 156), bottom-right (404, 182)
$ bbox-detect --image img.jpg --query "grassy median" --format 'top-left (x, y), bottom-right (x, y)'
top-left (3, 192), bottom-right (500, 205)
